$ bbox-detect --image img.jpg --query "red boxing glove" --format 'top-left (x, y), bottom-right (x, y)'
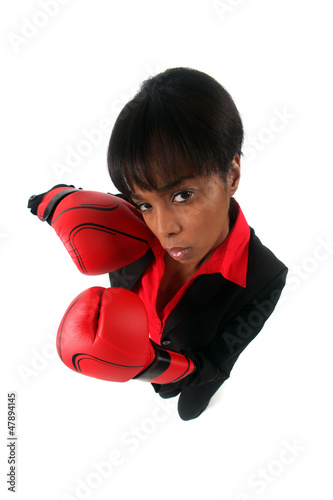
top-left (57, 287), bottom-right (196, 384)
top-left (28, 185), bottom-right (153, 274)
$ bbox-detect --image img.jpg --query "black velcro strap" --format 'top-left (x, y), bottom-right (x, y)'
top-left (41, 188), bottom-right (78, 224)
top-left (133, 345), bottom-right (171, 382)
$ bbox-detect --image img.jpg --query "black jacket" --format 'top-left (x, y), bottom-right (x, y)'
top-left (109, 225), bottom-right (288, 390)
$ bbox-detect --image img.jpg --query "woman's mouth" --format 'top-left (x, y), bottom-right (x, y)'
top-left (166, 247), bottom-right (192, 262)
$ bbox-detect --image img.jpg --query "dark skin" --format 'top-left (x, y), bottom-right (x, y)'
top-left (131, 155), bottom-right (241, 314)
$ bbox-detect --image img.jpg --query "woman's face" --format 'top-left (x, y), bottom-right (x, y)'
top-left (130, 157), bottom-right (240, 273)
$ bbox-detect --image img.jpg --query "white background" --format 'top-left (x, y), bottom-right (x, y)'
top-left (1, 1), bottom-right (332, 499)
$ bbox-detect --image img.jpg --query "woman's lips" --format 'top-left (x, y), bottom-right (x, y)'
top-left (166, 247), bottom-right (192, 261)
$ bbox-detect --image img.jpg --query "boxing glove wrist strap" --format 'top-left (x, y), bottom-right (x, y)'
top-left (39, 188), bottom-right (79, 224)
top-left (133, 343), bottom-right (195, 383)
top-left (133, 345), bottom-right (172, 382)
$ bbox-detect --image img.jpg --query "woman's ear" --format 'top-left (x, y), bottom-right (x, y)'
top-left (228, 154), bottom-right (241, 195)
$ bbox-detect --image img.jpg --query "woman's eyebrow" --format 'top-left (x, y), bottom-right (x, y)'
top-left (131, 175), bottom-right (195, 199)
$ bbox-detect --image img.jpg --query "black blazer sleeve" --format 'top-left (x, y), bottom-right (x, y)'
top-left (158, 266), bottom-right (287, 390)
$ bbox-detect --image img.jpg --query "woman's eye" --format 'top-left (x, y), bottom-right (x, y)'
top-left (173, 191), bottom-right (193, 203)
top-left (137, 203), bottom-right (152, 213)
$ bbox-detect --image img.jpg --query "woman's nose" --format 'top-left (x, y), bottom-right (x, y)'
top-left (154, 207), bottom-right (181, 239)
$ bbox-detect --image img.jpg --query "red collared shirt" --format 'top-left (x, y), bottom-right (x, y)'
top-left (132, 198), bottom-right (251, 345)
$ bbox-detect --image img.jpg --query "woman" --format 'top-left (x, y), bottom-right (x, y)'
top-left (106, 67), bottom-right (288, 420)
top-left (28, 68), bottom-right (287, 421)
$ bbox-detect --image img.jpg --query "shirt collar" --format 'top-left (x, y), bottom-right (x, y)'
top-left (150, 197), bottom-right (251, 288)
top-left (204, 198), bottom-right (250, 288)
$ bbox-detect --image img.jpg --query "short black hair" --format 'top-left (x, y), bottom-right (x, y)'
top-left (107, 67), bottom-right (243, 197)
